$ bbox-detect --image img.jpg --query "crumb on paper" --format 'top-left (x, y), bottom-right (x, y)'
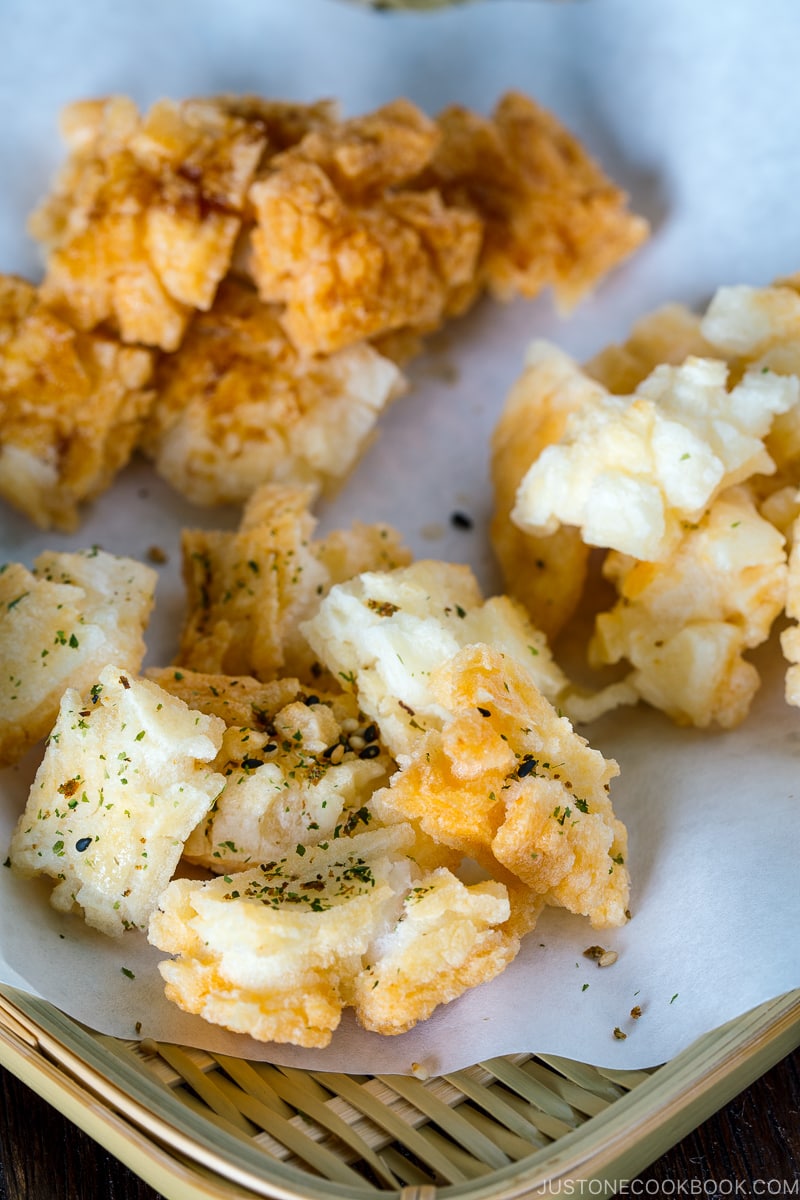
top-left (583, 945), bottom-right (618, 966)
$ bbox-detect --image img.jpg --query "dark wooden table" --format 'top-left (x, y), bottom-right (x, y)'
top-left (1, 1050), bottom-right (798, 1198)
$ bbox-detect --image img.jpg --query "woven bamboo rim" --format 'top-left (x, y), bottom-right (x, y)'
top-left (1, 986), bottom-right (799, 1200)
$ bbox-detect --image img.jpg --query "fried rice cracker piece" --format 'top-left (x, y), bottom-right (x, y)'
top-left (146, 672), bottom-right (453, 874)
top-left (699, 284), bottom-right (800, 495)
top-left (373, 645), bottom-right (629, 930)
top-left (588, 284), bottom-right (800, 491)
top-left (248, 99), bottom-right (483, 355)
top-left (353, 869), bottom-right (516, 1036)
top-left (312, 519), bottom-right (413, 585)
top-left (585, 303), bottom-right (713, 394)
top-left (0, 549), bottom-right (156, 767)
top-left (249, 164), bottom-right (482, 357)
top-left (490, 340), bottom-right (598, 641)
top-left (177, 483), bottom-right (323, 680)
top-left (701, 283), bottom-right (800, 363)
top-left (591, 486), bottom-right (787, 728)
top-left (779, 507), bottom-right (800, 707)
top-left (272, 97), bottom-right (440, 195)
top-left (301, 559), bottom-right (570, 759)
top-left (9, 665), bottom-right (224, 936)
top-left (512, 347), bottom-right (798, 562)
top-left (758, 485), bottom-right (800, 544)
top-left (427, 91), bottom-right (649, 309)
top-left (180, 693), bottom-right (394, 872)
top-left (145, 667), bottom-right (305, 729)
top-left (248, 91), bottom-right (648, 355)
top-left (30, 96), bottom-right (267, 350)
top-left (148, 826), bottom-right (416, 1047)
top-left (176, 482), bottom-right (411, 684)
top-left (142, 278), bottom-right (405, 506)
top-left (0, 275), bottom-right (153, 530)
top-left (213, 95), bottom-right (340, 152)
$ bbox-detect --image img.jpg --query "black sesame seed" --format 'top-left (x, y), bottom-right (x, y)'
top-left (322, 744), bottom-right (339, 759)
top-left (75, 836), bottom-right (92, 852)
top-left (450, 511), bottom-right (474, 530)
top-left (477, 707), bottom-right (492, 718)
top-left (262, 743), bottom-right (277, 754)
top-left (363, 723), bottom-right (378, 743)
top-left (241, 757), bottom-right (264, 770)
top-left (517, 757), bottom-right (537, 778)
top-left (359, 744), bottom-right (381, 760)
top-left (304, 695), bottom-right (320, 706)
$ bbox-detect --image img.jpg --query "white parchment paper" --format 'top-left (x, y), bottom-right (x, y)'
top-left (0, 0), bottom-right (798, 1073)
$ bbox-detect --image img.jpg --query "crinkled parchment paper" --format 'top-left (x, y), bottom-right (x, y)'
top-left (0, 0), bottom-right (798, 1073)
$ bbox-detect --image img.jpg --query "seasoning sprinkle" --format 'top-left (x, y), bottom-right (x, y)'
top-left (517, 756), bottom-right (537, 779)
top-left (367, 598), bottom-right (400, 617)
top-left (241, 756), bottom-right (264, 771)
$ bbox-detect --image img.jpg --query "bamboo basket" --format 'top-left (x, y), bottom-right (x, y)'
top-left (1, 984), bottom-right (798, 1199)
